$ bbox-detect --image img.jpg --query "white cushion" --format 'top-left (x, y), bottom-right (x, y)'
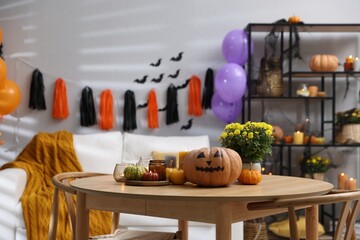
top-left (122, 133), bottom-right (210, 164)
top-left (73, 131), bottom-right (123, 173)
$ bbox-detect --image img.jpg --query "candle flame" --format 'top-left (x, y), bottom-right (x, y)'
top-left (269, 172), bottom-right (273, 175)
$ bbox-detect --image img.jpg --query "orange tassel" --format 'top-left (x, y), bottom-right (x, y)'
top-left (52, 78), bottom-right (69, 119)
top-left (148, 89), bottom-right (159, 129)
top-left (188, 75), bottom-right (203, 116)
top-left (99, 89), bottom-right (114, 130)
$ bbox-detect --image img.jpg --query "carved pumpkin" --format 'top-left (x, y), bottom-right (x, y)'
top-left (309, 55), bottom-right (339, 72)
top-left (183, 147), bottom-right (242, 187)
top-left (238, 168), bottom-right (262, 185)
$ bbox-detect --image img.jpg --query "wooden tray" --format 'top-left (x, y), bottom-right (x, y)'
top-left (125, 180), bottom-right (169, 186)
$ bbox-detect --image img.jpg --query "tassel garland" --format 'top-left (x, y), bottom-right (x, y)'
top-left (80, 86), bottom-right (97, 127)
top-left (99, 89), bottom-right (114, 130)
top-left (123, 90), bottom-right (137, 131)
top-left (166, 84), bottom-right (179, 125)
top-left (52, 78), bottom-right (69, 119)
top-left (188, 75), bottom-right (203, 116)
top-left (202, 68), bottom-right (214, 110)
top-left (29, 69), bottom-right (47, 110)
top-left (147, 89), bottom-right (159, 129)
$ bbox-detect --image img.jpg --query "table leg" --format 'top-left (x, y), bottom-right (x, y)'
top-left (76, 192), bottom-right (89, 240)
top-left (305, 205), bottom-right (319, 240)
top-left (216, 203), bottom-right (232, 240)
top-left (178, 219), bottom-right (188, 240)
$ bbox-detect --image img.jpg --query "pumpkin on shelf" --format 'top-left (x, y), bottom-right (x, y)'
top-left (309, 54), bottom-right (339, 72)
top-left (288, 15), bottom-right (301, 24)
top-left (238, 166), bottom-right (262, 185)
top-left (182, 147), bottom-right (242, 187)
top-left (272, 125), bottom-right (284, 143)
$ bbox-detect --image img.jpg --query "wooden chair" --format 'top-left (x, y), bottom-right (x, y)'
top-left (247, 190), bottom-right (360, 240)
top-left (48, 172), bottom-right (180, 240)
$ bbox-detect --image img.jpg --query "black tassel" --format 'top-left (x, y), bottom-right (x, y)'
top-left (123, 90), bottom-right (137, 131)
top-left (80, 86), bottom-right (97, 127)
top-left (202, 68), bottom-right (214, 109)
top-left (166, 84), bottom-right (179, 125)
top-left (29, 69), bottom-right (46, 110)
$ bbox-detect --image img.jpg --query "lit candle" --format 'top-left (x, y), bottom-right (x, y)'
top-left (178, 151), bottom-right (188, 169)
top-left (346, 55), bottom-right (354, 63)
top-left (268, 172), bottom-right (273, 176)
top-left (347, 177), bottom-right (357, 190)
top-left (293, 131), bottom-right (304, 144)
top-left (338, 172), bottom-right (348, 190)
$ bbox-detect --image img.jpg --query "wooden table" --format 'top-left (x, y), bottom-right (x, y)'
top-left (70, 174), bottom-right (333, 240)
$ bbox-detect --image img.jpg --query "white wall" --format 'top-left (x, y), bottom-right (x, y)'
top-left (0, 0), bottom-right (359, 182)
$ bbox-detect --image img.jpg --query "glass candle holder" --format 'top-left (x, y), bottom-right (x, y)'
top-left (113, 163), bottom-right (130, 182)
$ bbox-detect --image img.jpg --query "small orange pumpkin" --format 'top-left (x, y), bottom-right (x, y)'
top-left (183, 147), bottom-right (242, 187)
top-left (288, 15), bottom-right (301, 24)
top-left (238, 168), bottom-right (262, 185)
top-left (309, 55), bottom-right (339, 72)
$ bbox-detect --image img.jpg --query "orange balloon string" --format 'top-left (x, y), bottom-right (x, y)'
top-left (99, 89), bottom-right (114, 130)
top-left (188, 75), bottom-right (203, 116)
top-left (52, 78), bottom-right (69, 119)
top-left (147, 89), bottom-right (159, 129)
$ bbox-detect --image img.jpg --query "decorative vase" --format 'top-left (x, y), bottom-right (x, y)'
top-left (242, 161), bottom-right (262, 172)
top-left (304, 173), bottom-right (325, 181)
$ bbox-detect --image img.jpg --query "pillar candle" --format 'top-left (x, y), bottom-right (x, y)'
top-left (347, 177), bottom-right (357, 190)
top-left (338, 172), bottom-right (348, 190)
top-left (178, 151), bottom-right (188, 169)
top-left (293, 131), bottom-right (304, 144)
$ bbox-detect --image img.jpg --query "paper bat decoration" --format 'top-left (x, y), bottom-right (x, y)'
top-left (168, 69), bottom-right (180, 79)
top-left (181, 118), bottom-right (193, 130)
top-left (150, 58), bottom-right (162, 67)
top-left (134, 75), bottom-right (148, 84)
top-left (137, 102), bottom-right (148, 108)
top-left (176, 79), bottom-right (190, 90)
top-left (151, 73), bottom-right (164, 83)
top-left (170, 52), bottom-right (184, 62)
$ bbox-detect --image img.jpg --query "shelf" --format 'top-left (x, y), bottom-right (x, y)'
top-left (273, 143), bottom-right (360, 147)
top-left (245, 96), bottom-right (333, 100)
top-left (245, 23), bottom-right (360, 33)
top-left (284, 71), bottom-right (360, 78)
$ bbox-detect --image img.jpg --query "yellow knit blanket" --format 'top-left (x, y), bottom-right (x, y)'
top-left (1, 131), bottom-right (111, 240)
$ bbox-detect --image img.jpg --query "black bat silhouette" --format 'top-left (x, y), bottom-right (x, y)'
top-left (151, 73), bottom-right (164, 83)
top-left (181, 118), bottom-right (193, 130)
top-left (158, 106), bottom-right (167, 112)
top-left (176, 79), bottom-right (190, 90)
top-left (134, 75), bottom-right (148, 84)
top-left (170, 52), bottom-right (184, 62)
top-left (150, 58), bottom-right (162, 67)
top-left (168, 69), bottom-right (180, 79)
top-left (137, 102), bottom-right (148, 108)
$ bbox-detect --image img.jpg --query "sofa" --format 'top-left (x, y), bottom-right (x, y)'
top-left (0, 131), bottom-right (243, 240)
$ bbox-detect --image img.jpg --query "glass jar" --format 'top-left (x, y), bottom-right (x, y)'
top-left (296, 84), bottom-right (309, 97)
top-left (149, 160), bottom-right (166, 181)
top-left (113, 163), bottom-right (130, 182)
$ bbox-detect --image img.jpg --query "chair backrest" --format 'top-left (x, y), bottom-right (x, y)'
top-left (48, 172), bottom-right (117, 240)
top-left (248, 190), bottom-right (360, 240)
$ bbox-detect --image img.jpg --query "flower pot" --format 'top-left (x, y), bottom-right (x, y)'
top-left (242, 162), bottom-right (262, 172)
top-left (304, 173), bottom-right (325, 181)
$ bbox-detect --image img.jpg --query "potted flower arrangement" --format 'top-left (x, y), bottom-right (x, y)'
top-left (335, 108), bottom-right (360, 143)
top-left (301, 155), bottom-right (331, 181)
top-left (219, 121), bottom-right (274, 171)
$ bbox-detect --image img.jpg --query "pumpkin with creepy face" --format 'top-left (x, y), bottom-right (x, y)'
top-left (183, 147), bottom-right (242, 187)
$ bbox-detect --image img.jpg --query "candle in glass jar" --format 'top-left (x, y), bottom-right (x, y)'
top-left (347, 177), bottom-right (357, 190)
top-left (293, 131), bottom-right (304, 144)
top-left (338, 172), bottom-right (348, 190)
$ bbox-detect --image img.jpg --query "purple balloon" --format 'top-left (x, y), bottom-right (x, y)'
top-left (222, 29), bottom-right (253, 66)
top-left (211, 93), bottom-right (243, 123)
top-left (215, 63), bottom-right (247, 103)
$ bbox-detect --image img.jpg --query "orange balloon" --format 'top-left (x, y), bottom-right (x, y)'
top-left (0, 58), bottom-right (7, 89)
top-left (0, 79), bottom-right (21, 115)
